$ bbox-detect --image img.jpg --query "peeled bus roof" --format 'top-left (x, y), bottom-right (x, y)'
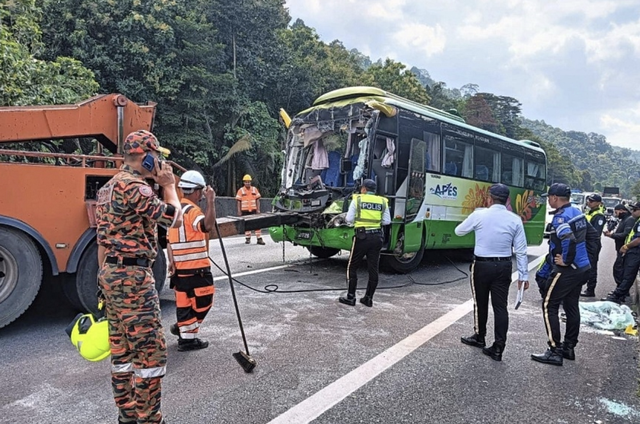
top-left (306, 86), bottom-right (545, 155)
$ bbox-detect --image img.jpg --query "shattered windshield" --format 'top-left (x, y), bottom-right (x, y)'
top-left (282, 104), bottom-right (376, 191)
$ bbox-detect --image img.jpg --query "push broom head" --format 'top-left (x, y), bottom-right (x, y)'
top-left (233, 351), bottom-right (257, 373)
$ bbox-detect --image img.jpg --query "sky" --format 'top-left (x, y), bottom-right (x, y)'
top-left (285, 0), bottom-right (640, 150)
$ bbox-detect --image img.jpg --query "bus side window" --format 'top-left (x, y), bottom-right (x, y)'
top-left (444, 137), bottom-right (471, 177)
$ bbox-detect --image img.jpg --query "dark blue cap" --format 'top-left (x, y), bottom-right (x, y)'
top-left (363, 179), bottom-right (377, 191)
top-left (542, 183), bottom-right (571, 197)
top-left (586, 193), bottom-right (602, 202)
top-left (489, 183), bottom-right (510, 201)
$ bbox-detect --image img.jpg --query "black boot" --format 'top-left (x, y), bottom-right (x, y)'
top-left (359, 296), bottom-right (373, 307)
top-left (580, 289), bottom-right (595, 297)
top-left (561, 343), bottom-right (575, 361)
top-left (601, 293), bottom-right (624, 304)
top-left (461, 334), bottom-right (486, 348)
top-left (169, 323), bottom-right (179, 337)
top-left (339, 294), bottom-right (356, 306)
top-left (531, 347), bottom-right (563, 366)
top-left (482, 343), bottom-right (503, 361)
top-left (178, 338), bottom-right (209, 352)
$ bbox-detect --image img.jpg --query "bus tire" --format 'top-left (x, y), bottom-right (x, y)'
top-left (76, 242), bottom-right (168, 315)
top-left (307, 246), bottom-right (341, 259)
top-left (0, 227), bottom-right (43, 329)
top-left (381, 237), bottom-right (425, 274)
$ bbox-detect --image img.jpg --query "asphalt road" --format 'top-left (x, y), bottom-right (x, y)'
top-left (0, 236), bottom-right (638, 424)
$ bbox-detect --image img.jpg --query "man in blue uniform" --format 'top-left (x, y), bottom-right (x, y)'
top-left (533, 183), bottom-right (591, 366)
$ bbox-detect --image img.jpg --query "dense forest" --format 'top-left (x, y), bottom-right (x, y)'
top-left (2, 0), bottom-right (639, 197)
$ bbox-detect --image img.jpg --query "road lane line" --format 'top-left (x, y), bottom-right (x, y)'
top-left (212, 264), bottom-right (293, 282)
top-left (268, 254), bottom-right (546, 424)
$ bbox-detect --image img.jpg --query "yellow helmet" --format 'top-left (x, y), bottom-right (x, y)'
top-left (242, 174), bottom-right (252, 182)
top-left (65, 313), bottom-right (111, 362)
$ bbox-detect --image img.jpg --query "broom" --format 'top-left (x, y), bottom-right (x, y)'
top-left (213, 219), bottom-right (257, 373)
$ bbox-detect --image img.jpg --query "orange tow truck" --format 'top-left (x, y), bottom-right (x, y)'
top-left (0, 94), bottom-right (167, 327)
top-left (0, 94), bottom-right (298, 328)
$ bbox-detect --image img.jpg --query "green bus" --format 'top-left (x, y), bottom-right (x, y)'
top-left (269, 86), bottom-right (547, 272)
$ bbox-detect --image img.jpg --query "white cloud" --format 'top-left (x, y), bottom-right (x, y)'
top-left (284, 0), bottom-right (640, 149)
top-left (392, 23), bottom-right (446, 57)
top-left (600, 105), bottom-right (640, 149)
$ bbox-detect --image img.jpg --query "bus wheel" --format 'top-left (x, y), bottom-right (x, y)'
top-left (307, 246), bottom-right (341, 259)
top-left (381, 236), bottom-right (425, 274)
top-left (0, 228), bottom-right (42, 329)
top-left (76, 242), bottom-right (167, 315)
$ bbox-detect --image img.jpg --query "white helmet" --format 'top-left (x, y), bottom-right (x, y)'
top-left (179, 170), bottom-right (206, 189)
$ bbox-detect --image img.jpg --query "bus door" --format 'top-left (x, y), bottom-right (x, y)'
top-left (402, 138), bottom-right (427, 252)
top-left (370, 131), bottom-right (398, 250)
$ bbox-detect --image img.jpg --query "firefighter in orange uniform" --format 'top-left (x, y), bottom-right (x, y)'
top-left (235, 174), bottom-right (265, 245)
top-left (167, 170), bottom-right (216, 351)
top-left (96, 130), bottom-right (183, 424)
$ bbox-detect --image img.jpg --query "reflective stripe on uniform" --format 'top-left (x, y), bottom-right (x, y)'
top-left (236, 187), bottom-right (260, 211)
top-left (179, 321), bottom-right (200, 339)
top-left (543, 272), bottom-right (562, 348)
top-left (173, 251), bottom-right (209, 262)
top-left (168, 200), bottom-right (210, 271)
top-left (193, 215), bottom-right (205, 231)
top-left (134, 366), bottom-right (166, 379)
top-left (171, 240), bottom-right (207, 251)
top-left (112, 363), bottom-right (134, 373)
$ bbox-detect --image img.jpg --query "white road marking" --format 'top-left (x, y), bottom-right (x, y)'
top-left (268, 254), bottom-right (546, 424)
top-left (212, 264), bottom-right (292, 282)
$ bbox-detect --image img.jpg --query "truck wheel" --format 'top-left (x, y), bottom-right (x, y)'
top-left (76, 242), bottom-right (167, 314)
top-left (307, 246), bottom-right (341, 258)
top-left (0, 227), bottom-right (43, 328)
top-left (60, 274), bottom-right (83, 310)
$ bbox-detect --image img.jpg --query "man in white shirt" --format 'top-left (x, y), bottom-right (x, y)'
top-left (454, 183), bottom-right (529, 361)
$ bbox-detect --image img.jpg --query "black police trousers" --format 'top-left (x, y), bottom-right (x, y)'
top-left (541, 270), bottom-right (586, 348)
top-left (470, 260), bottom-right (512, 347)
top-left (346, 232), bottom-right (383, 298)
top-left (613, 251), bottom-right (625, 287)
top-left (612, 249), bottom-right (640, 298)
top-left (584, 242), bottom-right (601, 291)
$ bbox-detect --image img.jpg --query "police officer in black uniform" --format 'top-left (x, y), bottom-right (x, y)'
top-left (581, 194), bottom-right (606, 297)
top-left (603, 202), bottom-right (640, 303)
top-left (604, 204), bottom-right (635, 290)
top-left (339, 179), bottom-right (391, 307)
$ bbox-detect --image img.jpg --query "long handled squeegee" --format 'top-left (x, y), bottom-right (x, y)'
top-left (213, 219), bottom-right (257, 373)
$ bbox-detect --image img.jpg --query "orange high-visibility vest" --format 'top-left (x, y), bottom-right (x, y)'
top-left (235, 186), bottom-right (261, 212)
top-left (168, 199), bottom-right (210, 273)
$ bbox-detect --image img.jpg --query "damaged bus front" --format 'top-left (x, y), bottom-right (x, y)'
top-left (269, 87), bottom-right (547, 273)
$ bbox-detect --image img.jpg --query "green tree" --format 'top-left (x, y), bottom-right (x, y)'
top-left (462, 94), bottom-right (499, 133)
top-left (0, 0), bottom-right (98, 107)
top-left (362, 59), bottom-right (431, 104)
